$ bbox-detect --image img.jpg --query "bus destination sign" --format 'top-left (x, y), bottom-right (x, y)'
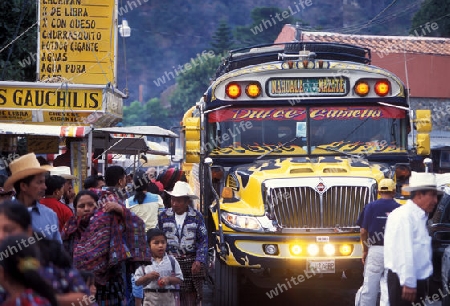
top-left (268, 77), bottom-right (348, 97)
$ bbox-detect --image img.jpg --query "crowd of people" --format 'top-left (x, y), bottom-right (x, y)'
top-left (355, 172), bottom-right (442, 306)
top-left (1, 149), bottom-right (443, 306)
top-left (0, 152), bottom-right (208, 306)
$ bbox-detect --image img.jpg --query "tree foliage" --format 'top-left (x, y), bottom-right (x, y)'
top-left (169, 55), bottom-right (222, 119)
top-left (211, 20), bottom-right (235, 55)
top-left (410, 0), bottom-right (450, 37)
top-left (234, 7), bottom-right (300, 47)
top-left (0, 0), bottom-right (37, 81)
top-left (122, 98), bottom-right (172, 128)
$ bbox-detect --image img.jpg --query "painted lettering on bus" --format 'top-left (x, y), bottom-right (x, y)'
top-left (270, 78), bottom-right (346, 95)
top-left (231, 109), bottom-right (306, 120)
top-left (310, 108), bottom-right (382, 119)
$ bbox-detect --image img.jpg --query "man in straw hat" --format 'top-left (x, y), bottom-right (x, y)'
top-left (158, 181), bottom-right (208, 306)
top-left (384, 171), bottom-right (443, 305)
top-left (4, 153), bottom-right (61, 242)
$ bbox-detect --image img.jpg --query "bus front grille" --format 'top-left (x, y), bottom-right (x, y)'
top-left (267, 185), bottom-right (370, 228)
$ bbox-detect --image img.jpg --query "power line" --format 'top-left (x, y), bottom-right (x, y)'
top-left (0, 21), bottom-right (37, 55)
top-left (314, 0), bottom-right (421, 34)
top-left (350, 0), bottom-right (398, 34)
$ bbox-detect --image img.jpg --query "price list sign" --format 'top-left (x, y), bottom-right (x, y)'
top-left (38, 0), bottom-right (115, 85)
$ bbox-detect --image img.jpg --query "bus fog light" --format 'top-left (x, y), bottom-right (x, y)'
top-left (323, 243), bottom-right (335, 256)
top-left (339, 244), bottom-right (353, 256)
top-left (263, 244), bottom-right (279, 255)
top-left (289, 244), bottom-right (302, 256)
top-left (307, 244), bottom-right (319, 256)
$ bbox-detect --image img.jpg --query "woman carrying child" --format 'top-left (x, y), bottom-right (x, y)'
top-left (135, 228), bottom-right (183, 306)
top-left (62, 166), bottom-right (149, 306)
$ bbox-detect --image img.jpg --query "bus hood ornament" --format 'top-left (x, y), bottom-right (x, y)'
top-left (315, 180), bottom-right (328, 195)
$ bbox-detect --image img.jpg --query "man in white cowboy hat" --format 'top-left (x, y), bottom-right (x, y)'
top-left (355, 178), bottom-right (400, 306)
top-left (384, 171), bottom-right (443, 305)
top-left (4, 153), bottom-right (61, 242)
top-left (50, 166), bottom-right (77, 213)
top-left (158, 181), bottom-right (208, 306)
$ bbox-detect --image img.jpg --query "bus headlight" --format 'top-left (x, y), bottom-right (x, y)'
top-left (263, 244), bottom-right (279, 255)
top-left (221, 212), bottom-right (262, 232)
top-left (307, 244), bottom-right (320, 256)
top-left (323, 243), bottom-right (335, 256)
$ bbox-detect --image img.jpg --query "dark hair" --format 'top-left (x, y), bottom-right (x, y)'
top-left (0, 234), bottom-right (58, 306)
top-left (84, 175), bottom-right (105, 189)
top-left (147, 181), bottom-right (161, 195)
top-left (410, 189), bottom-right (436, 199)
top-left (133, 170), bottom-right (149, 204)
top-left (105, 165), bottom-right (126, 187)
top-left (45, 175), bottom-right (66, 196)
top-left (146, 228), bottom-right (167, 243)
top-left (13, 175), bottom-right (37, 197)
top-left (0, 199), bottom-right (31, 230)
top-left (73, 190), bottom-right (99, 210)
top-left (83, 175), bottom-right (99, 189)
top-left (37, 236), bottom-right (72, 269)
top-left (36, 156), bottom-right (50, 166)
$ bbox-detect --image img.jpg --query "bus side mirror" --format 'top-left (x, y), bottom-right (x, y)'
top-left (416, 133), bottom-right (430, 156)
top-left (415, 110), bottom-right (432, 133)
top-left (414, 110), bottom-right (431, 156)
top-left (184, 117), bottom-right (201, 163)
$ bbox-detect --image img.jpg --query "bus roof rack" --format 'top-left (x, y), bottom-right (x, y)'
top-left (215, 42), bottom-right (371, 78)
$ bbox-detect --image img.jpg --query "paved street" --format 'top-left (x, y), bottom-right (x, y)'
top-left (202, 277), bottom-right (445, 306)
top-left (202, 273), bottom-right (361, 305)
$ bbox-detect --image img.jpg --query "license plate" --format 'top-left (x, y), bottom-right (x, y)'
top-left (306, 259), bottom-right (335, 273)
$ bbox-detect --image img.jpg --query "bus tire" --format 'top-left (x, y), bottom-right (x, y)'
top-left (214, 257), bottom-right (239, 306)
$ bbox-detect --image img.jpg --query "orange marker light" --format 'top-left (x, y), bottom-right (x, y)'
top-left (226, 82), bottom-right (241, 99)
top-left (354, 80), bottom-right (369, 96)
top-left (221, 187), bottom-right (233, 199)
top-left (375, 80), bottom-right (390, 97)
top-left (245, 82), bottom-right (261, 98)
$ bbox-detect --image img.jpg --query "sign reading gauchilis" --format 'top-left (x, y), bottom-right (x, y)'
top-left (268, 77), bottom-right (348, 97)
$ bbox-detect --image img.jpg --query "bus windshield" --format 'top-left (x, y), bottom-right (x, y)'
top-left (206, 105), bottom-right (408, 157)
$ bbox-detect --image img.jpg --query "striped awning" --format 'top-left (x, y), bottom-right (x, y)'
top-left (0, 123), bottom-right (91, 138)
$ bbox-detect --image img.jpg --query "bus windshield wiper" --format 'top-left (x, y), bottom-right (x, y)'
top-left (314, 145), bottom-right (362, 160)
top-left (204, 104), bottom-right (232, 114)
top-left (256, 136), bottom-right (299, 160)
